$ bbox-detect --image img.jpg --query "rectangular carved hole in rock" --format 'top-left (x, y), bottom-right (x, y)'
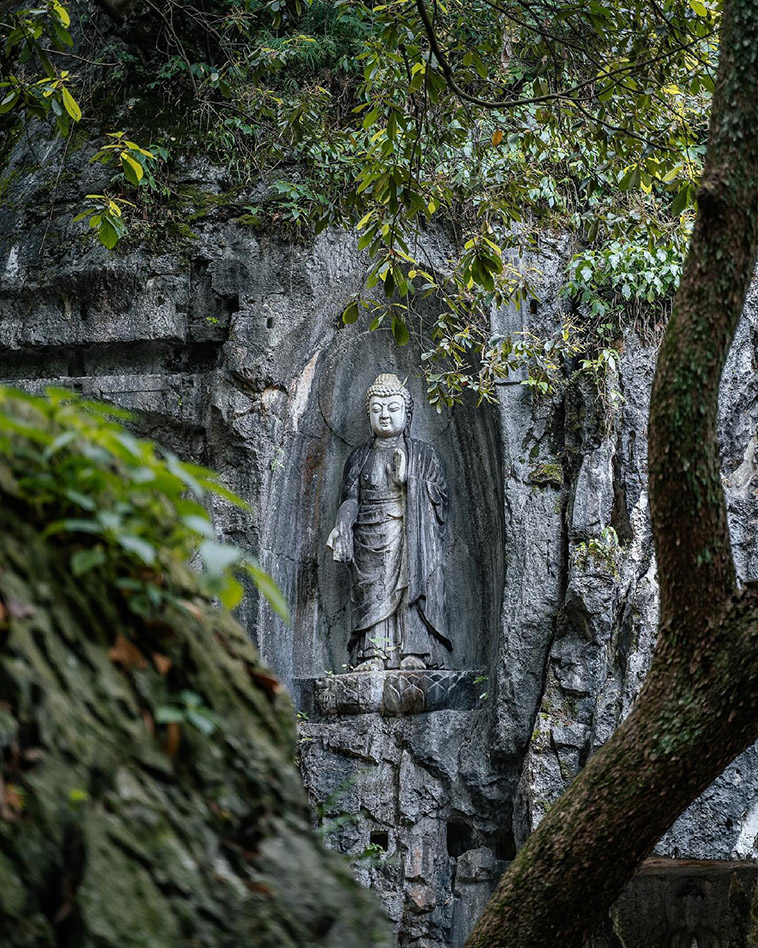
top-left (447, 821), bottom-right (475, 858)
top-left (266, 316), bottom-right (274, 329)
top-left (67, 350), bottom-right (85, 378)
top-left (222, 292), bottom-right (240, 314)
top-left (370, 831), bottom-right (389, 851)
top-left (494, 827), bottom-right (516, 861)
top-left (529, 299), bottom-right (538, 315)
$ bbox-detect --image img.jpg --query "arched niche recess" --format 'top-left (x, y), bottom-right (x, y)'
top-left (256, 327), bottom-right (505, 695)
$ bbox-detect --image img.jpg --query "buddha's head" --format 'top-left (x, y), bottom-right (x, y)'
top-left (365, 373), bottom-right (412, 438)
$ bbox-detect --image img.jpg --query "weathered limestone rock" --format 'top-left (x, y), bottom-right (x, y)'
top-left (4, 132), bottom-right (758, 944)
top-left (309, 670), bottom-right (484, 716)
top-left (612, 859), bottom-right (758, 947)
top-left (298, 706), bottom-right (510, 948)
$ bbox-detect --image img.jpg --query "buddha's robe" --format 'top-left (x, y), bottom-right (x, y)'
top-left (340, 435), bottom-right (450, 665)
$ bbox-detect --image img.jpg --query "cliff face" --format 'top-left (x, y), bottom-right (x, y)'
top-left (3, 123), bottom-right (758, 945)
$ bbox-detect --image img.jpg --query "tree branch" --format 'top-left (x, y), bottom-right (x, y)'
top-left (415, 0), bottom-right (715, 114)
top-left (415, 0), bottom-right (606, 109)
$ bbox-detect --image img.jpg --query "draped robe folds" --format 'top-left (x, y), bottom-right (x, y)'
top-left (340, 436), bottom-right (451, 665)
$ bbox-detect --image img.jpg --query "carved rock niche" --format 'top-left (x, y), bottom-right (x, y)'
top-left (277, 327), bottom-right (505, 715)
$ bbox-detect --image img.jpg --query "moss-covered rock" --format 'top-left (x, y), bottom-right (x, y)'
top-left (0, 502), bottom-right (390, 947)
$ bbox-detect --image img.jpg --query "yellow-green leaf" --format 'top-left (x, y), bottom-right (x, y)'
top-left (53, 1), bottom-right (71, 27)
top-left (61, 86), bottom-right (81, 122)
top-left (121, 151), bottom-right (143, 185)
top-left (342, 300), bottom-right (359, 325)
top-left (245, 560), bottom-right (289, 621)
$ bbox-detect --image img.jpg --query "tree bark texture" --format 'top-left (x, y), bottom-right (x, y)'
top-left (468, 3), bottom-right (758, 945)
top-left (0, 500), bottom-right (391, 948)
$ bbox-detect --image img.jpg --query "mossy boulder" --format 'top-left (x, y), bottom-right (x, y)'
top-left (0, 500), bottom-right (390, 947)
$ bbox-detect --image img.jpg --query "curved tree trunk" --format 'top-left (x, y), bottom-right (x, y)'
top-left (467, 2), bottom-right (758, 945)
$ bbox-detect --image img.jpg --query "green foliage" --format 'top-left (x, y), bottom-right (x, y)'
top-left (566, 231), bottom-right (687, 323)
top-left (1, 0), bottom-right (719, 398)
top-left (155, 690), bottom-right (222, 736)
top-left (423, 317), bottom-right (583, 409)
top-left (473, 674), bottom-right (489, 701)
top-left (90, 131), bottom-right (155, 187)
top-left (0, 1), bottom-right (79, 135)
top-left (314, 773), bottom-right (363, 839)
top-left (529, 463), bottom-right (564, 489)
top-left (73, 193), bottom-right (133, 249)
top-left (357, 841), bottom-right (388, 863)
top-left (0, 387), bottom-right (288, 619)
top-left (321, 0), bottom-right (713, 399)
top-left (1, 3), bottom-right (160, 248)
top-left (77, 134), bottom-right (167, 246)
top-left (573, 526), bottom-right (621, 575)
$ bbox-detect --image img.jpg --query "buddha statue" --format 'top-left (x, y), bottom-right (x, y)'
top-left (327, 373), bottom-right (451, 671)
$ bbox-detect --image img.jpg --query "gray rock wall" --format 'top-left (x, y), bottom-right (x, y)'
top-left (3, 146), bottom-right (758, 945)
top-left (510, 278), bottom-right (758, 863)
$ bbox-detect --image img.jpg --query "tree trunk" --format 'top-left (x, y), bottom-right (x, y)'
top-left (467, 2), bottom-right (758, 945)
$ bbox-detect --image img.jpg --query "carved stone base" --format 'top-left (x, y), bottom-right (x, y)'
top-left (612, 858), bottom-right (758, 946)
top-left (310, 669), bottom-right (485, 716)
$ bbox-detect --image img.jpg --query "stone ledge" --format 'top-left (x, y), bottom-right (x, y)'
top-left (301, 669), bottom-right (486, 717)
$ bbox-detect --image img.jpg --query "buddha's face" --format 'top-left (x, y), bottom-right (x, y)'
top-left (368, 395), bottom-right (407, 438)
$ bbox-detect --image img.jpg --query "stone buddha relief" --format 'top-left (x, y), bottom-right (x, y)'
top-left (327, 373), bottom-right (451, 672)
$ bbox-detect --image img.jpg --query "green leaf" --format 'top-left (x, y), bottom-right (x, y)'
top-left (155, 706), bottom-right (185, 724)
top-left (46, 518), bottom-right (103, 537)
top-left (183, 514), bottom-right (215, 539)
top-left (51, 20), bottom-right (73, 47)
top-left (186, 710), bottom-right (218, 735)
top-left (199, 540), bottom-right (241, 577)
top-left (42, 429), bottom-right (78, 458)
top-left (128, 465), bottom-right (156, 485)
top-left (197, 477), bottom-right (249, 509)
top-left (180, 690), bottom-right (202, 708)
top-left (383, 268), bottom-right (395, 298)
top-left (121, 151), bottom-right (143, 185)
top-left (342, 300), bottom-right (359, 325)
top-left (71, 547), bottom-right (106, 576)
top-left (671, 184), bottom-right (690, 216)
top-left (391, 315), bottom-right (409, 346)
top-left (117, 534), bottom-right (156, 565)
top-left (98, 220), bottom-right (119, 249)
top-left (64, 489), bottom-right (97, 510)
top-left (0, 91), bottom-right (18, 114)
top-left (61, 86), bottom-right (81, 122)
top-left (53, 1), bottom-right (71, 27)
top-left (219, 575), bottom-right (244, 610)
top-left (618, 167), bottom-right (637, 191)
